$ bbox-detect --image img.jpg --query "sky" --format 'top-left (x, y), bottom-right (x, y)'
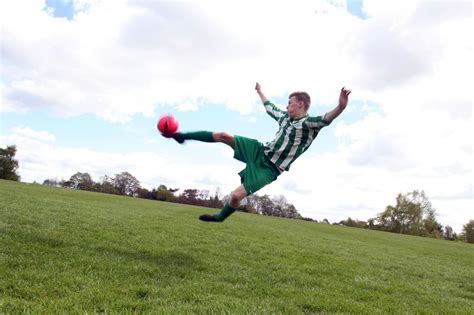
top-left (0, 0), bottom-right (472, 233)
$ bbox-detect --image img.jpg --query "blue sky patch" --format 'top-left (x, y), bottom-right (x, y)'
top-left (44, 0), bottom-right (75, 20)
top-left (346, 0), bottom-right (368, 20)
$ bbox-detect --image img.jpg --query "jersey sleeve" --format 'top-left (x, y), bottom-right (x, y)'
top-left (305, 115), bottom-right (331, 130)
top-left (263, 100), bottom-right (286, 122)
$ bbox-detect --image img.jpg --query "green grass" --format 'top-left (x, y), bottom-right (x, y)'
top-left (1, 180), bottom-right (473, 314)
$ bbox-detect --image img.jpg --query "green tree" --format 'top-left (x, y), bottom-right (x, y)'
top-left (339, 217), bottom-right (368, 229)
top-left (443, 225), bottom-right (456, 241)
top-left (462, 220), bottom-right (474, 243)
top-left (155, 184), bottom-right (177, 202)
top-left (63, 172), bottom-right (94, 190)
top-left (207, 189), bottom-right (223, 209)
top-left (94, 175), bottom-right (119, 194)
top-left (375, 190), bottom-right (441, 237)
top-left (136, 187), bottom-right (153, 199)
top-left (178, 189), bottom-right (199, 204)
top-left (423, 208), bottom-right (443, 238)
top-left (258, 195), bottom-right (274, 216)
top-left (43, 178), bottom-right (64, 187)
top-left (0, 145), bottom-right (20, 181)
top-left (284, 204), bottom-right (302, 219)
top-left (113, 171), bottom-right (140, 196)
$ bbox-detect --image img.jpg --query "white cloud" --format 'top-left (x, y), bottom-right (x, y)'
top-left (0, 0), bottom-right (360, 120)
top-left (8, 126), bottom-right (56, 142)
top-left (2, 1), bottom-right (469, 119)
top-left (142, 138), bottom-right (159, 145)
top-left (0, 126), bottom-right (238, 193)
top-left (176, 101), bottom-right (199, 112)
top-left (245, 116), bottom-right (257, 123)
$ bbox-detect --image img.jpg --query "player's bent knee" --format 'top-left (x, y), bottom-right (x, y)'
top-left (214, 132), bottom-right (234, 145)
top-left (230, 192), bottom-right (238, 204)
top-left (213, 132), bottom-right (225, 141)
top-left (230, 191), bottom-right (243, 205)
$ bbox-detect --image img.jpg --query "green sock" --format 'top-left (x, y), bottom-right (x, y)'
top-left (178, 131), bottom-right (215, 142)
top-left (213, 203), bottom-right (236, 222)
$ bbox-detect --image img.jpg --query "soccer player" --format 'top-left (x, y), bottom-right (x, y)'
top-left (165, 83), bottom-right (351, 222)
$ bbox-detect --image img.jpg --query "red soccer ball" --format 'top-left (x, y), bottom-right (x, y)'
top-left (157, 114), bottom-right (179, 135)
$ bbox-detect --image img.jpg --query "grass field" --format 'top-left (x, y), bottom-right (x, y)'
top-left (1, 179), bottom-right (473, 313)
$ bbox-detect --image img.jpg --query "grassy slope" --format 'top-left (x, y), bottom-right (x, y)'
top-left (1, 180), bottom-right (473, 314)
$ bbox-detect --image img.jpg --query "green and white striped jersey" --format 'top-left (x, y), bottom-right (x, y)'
top-left (263, 100), bottom-right (330, 172)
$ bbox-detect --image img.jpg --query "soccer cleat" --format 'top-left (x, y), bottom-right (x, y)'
top-left (199, 214), bottom-right (222, 222)
top-left (162, 132), bottom-right (185, 144)
top-left (172, 133), bottom-right (185, 144)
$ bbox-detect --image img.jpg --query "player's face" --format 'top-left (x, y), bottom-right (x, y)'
top-left (287, 96), bottom-right (304, 118)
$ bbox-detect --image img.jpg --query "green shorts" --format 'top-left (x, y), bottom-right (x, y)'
top-left (233, 135), bottom-right (281, 195)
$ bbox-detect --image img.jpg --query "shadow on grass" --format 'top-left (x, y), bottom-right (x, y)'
top-left (92, 244), bottom-right (199, 269)
top-left (8, 229), bottom-right (202, 271)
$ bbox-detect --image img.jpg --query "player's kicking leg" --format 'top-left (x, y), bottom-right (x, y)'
top-left (167, 131), bottom-right (235, 148)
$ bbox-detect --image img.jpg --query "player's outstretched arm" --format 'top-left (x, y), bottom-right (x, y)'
top-left (255, 82), bottom-right (269, 103)
top-left (257, 82), bottom-right (286, 121)
top-left (324, 87), bottom-right (351, 123)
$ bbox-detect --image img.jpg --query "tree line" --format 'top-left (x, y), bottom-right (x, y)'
top-left (334, 190), bottom-right (473, 242)
top-left (42, 171), bottom-right (303, 219)
top-left (1, 144), bottom-right (473, 242)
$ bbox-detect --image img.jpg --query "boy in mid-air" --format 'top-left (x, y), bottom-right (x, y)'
top-left (165, 83), bottom-right (351, 222)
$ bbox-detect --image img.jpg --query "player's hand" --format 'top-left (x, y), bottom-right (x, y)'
top-left (255, 82), bottom-right (261, 92)
top-left (339, 87), bottom-right (351, 109)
